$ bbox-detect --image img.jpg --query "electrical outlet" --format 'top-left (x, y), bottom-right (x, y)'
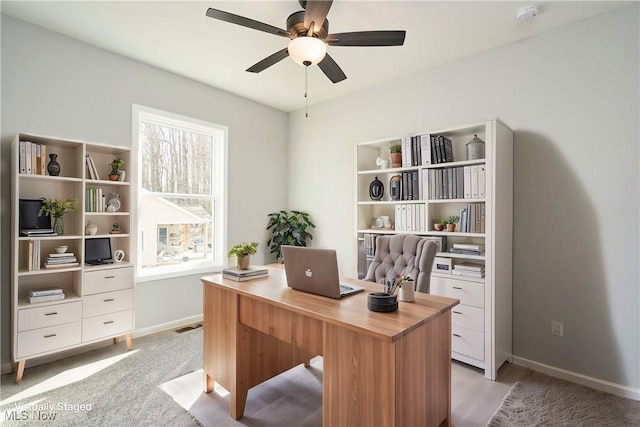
top-left (551, 320), bottom-right (564, 336)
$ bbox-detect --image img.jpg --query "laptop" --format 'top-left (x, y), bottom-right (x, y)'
top-left (282, 246), bottom-right (364, 299)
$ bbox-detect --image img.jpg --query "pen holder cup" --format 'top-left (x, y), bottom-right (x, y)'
top-left (368, 292), bottom-right (398, 313)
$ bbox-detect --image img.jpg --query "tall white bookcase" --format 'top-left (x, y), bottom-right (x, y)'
top-left (355, 119), bottom-right (513, 380)
top-left (10, 133), bottom-right (134, 382)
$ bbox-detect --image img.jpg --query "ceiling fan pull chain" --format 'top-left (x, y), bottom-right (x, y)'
top-left (305, 64), bottom-right (309, 118)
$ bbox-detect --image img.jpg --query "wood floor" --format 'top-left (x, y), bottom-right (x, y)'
top-left (161, 357), bottom-right (529, 427)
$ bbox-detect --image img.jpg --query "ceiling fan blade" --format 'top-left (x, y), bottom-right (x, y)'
top-left (206, 8), bottom-right (291, 38)
top-left (326, 31), bottom-right (406, 46)
top-left (318, 53), bottom-right (346, 83)
top-left (246, 48), bottom-right (290, 73)
top-left (304, 0), bottom-right (333, 33)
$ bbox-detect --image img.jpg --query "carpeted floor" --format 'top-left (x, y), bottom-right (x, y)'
top-left (488, 370), bottom-right (640, 427)
top-left (1, 328), bottom-right (203, 426)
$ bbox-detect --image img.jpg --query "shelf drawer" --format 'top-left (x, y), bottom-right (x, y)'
top-left (18, 301), bottom-right (82, 332)
top-left (82, 309), bottom-right (133, 342)
top-left (83, 289), bottom-right (134, 318)
top-left (451, 304), bottom-right (484, 332)
top-left (17, 322), bottom-right (82, 359)
top-left (84, 266), bottom-right (133, 295)
top-left (430, 276), bottom-right (484, 308)
top-left (452, 325), bottom-right (484, 361)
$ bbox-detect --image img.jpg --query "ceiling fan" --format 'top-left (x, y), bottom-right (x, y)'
top-left (205, 0), bottom-right (406, 83)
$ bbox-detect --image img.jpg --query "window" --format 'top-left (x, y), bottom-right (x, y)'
top-left (133, 105), bottom-right (227, 280)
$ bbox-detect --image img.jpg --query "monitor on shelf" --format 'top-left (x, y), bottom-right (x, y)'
top-left (19, 198), bottom-right (52, 233)
top-left (85, 237), bottom-right (114, 265)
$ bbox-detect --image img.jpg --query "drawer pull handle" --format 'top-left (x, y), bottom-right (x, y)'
top-left (452, 286), bottom-right (463, 290)
top-left (103, 320), bottom-right (114, 325)
top-left (44, 334), bottom-right (57, 338)
top-left (104, 276), bottom-right (115, 279)
top-left (104, 299), bottom-right (115, 302)
top-left (453, 333), bottom-right (462, 338)
top-left (453, 311), bottom-right (462, 314)
top-left (44, 312), bottom-right (58, 316)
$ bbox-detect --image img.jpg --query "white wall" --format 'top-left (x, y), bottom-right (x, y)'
top-left (288, 5), bottom-right (639, 390)
top-left (0, 15), bottom-right (288, 367)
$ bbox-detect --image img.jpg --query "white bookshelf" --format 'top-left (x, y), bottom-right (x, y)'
top-left (11, 133), bottom-right (134, 382)
top-left (354, 119), bottom-right (513, 380)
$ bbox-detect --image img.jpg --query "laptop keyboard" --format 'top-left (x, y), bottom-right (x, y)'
top-left (340, 284), bottom-right (354, 293)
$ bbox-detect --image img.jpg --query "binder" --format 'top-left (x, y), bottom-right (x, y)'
top-left (40, 145), bottom-right (47, 175)
top-left (470, 165), bottom-right (479, 199)
top-left (25, 141), bottom-right (32, 174)
top-left (19, 141), bottom-right (26, 174)
top-left (464, 166), bottom-right (471, 198)
top-left (420, 134), bottom-right (431, 165)
top-left (478, 165), bottom-right (486, 198)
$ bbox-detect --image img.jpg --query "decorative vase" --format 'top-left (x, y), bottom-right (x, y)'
top-left (390, 152), bottom-right (402, 168)
top-left (237, 255), bottom-right (250, 270)
top-left (466, 134), bottom-right (485, 160)
top-left (389, 174), bottom-right (402, 201)
top-left (47, 154), bottom-right (61, 176)
top-left (86, 221), bottom-right (97, 236)
top-left (369, 176), bottom-right (384, 201)
top-left (53, 216), bottom-right (64, 235)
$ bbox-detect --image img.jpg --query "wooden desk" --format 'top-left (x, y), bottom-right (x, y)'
top-left (201, 266), bottom-right (459, 426)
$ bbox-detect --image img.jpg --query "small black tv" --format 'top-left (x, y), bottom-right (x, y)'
top-left (85, 237), bottom-right (114, 265)
top-left (19, 199), bottom-right (52, 231)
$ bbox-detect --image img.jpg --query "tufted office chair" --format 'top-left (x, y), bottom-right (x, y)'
top-left (364, 234), bottom-right (438, 293)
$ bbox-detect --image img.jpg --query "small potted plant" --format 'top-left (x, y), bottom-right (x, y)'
top-left (446, 215), bottom-right (460, 232)
top-left (38, 197), bottom-right (78, 235)
top-left (110, 222), bottom-right (121, 234)
top-left (266, 210), bottom-right (315, 262)
top-left (432, 216), bottom-right (446, 231)
top-left (227, 242), bottom-right (258, 270)
top-left (109, 158), bottom-right (124, 181)
top-left (389, 142), bottom-right (402, 168)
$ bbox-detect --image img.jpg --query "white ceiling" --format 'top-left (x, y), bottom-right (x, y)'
top-left (1, 1), bottom-right (631, 112)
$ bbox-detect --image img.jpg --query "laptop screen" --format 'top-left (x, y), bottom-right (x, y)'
top-left (19, 199), bottom-right (52, 230)
top-left (85, 237), bottom-right (113, 265)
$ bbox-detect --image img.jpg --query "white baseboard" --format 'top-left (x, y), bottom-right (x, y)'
top-left (512, 356), bottom-right (640, 401)
top-left (1, 315), bottom-right (204, 376)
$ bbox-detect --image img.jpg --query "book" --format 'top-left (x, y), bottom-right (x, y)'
top-left (453, 243), bottom-right (485, 250)
top-left (48, 252), bottom-right (76, 258)
top-left (44, 262), bottom-right (79, 269)
top-left (29, 293), bottom-right (65, 303)
top-left (451, 270), bottom-right (485, 278)
top-left (222, 266), bottom-right (268, 277)
top-left (223, 272), bottom-right (268, 281)
top-left (454, 262), bottom-right (485, 272)
top-left (29, 287), bottom-right (64, 297)
top-left (46, 257), bottom-right (78, 265)
top-left (449, 248), bottom-right (484, 256)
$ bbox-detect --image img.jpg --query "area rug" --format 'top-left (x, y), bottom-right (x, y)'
top-left (488, 370), bottom-right (640, 426)
top-left (1, 328), bottom-right (203, 426)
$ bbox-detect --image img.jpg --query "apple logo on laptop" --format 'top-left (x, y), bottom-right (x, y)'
top-left (305, 268), bottom-right (313, 278)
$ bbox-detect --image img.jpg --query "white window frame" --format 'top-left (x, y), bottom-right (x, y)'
top-left (132, 104), bottom-right (227, 282)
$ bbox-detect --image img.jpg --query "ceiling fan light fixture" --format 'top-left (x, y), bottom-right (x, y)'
top-left (288, 36), bottom-right (327, 66)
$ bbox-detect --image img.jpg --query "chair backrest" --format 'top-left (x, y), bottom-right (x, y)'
top-left (363, 234), bottom-right (438, 293)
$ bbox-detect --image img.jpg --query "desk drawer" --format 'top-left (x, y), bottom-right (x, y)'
top-left (451, 304), bottom-right (484, 333)
top-left (452, 325), bottom-right (484, 361)
top-left (82, 310), bottom-right (133, 342)
top-left (83, 289), bottom-right (134, 318)
top-left (18, 301), bottom-right (82, 332)
top-left (239, 297), bottom-right (322, 355)
top-left (17, 322), bottom-right (81, 359)
top-left (84, 267), bottom-right (133, 295)
top-left (430, 276), bottom-right (484, 308)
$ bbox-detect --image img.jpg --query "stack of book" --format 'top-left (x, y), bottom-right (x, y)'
top-left (449, 243), bottom-right (485, 256)
top-left (29, 287), bottom-right (65, 304)
top-left (222, 266), bottom-right (268, 281)
top-left (44, 252), bottom-right (79, 269)
top-left (452, 262), bottom-right (485, 278)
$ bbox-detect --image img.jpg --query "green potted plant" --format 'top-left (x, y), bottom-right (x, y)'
top-left (38, 197), bottom-right (78, 235)
top-left (228, 242), bottom-right (258, 270)
top-left (109, 158), bottom-right (124, 181)
top-left (266, 210), bottom-right (316, 262)
top-left (389, 142), bottom-right (402, 168)
top-left (432, 215), bottom-right (446, 231)
top-left (446, 215), bottom-right (460, 232)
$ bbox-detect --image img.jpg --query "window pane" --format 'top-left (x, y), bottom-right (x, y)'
top-left (140, 122), bottom-right (212, 195)
top-left (140, 197), bottom-right (214, 270)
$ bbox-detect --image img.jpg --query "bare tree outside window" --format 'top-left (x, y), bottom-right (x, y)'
top-left (134, 106), bottom-right (226, 278)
